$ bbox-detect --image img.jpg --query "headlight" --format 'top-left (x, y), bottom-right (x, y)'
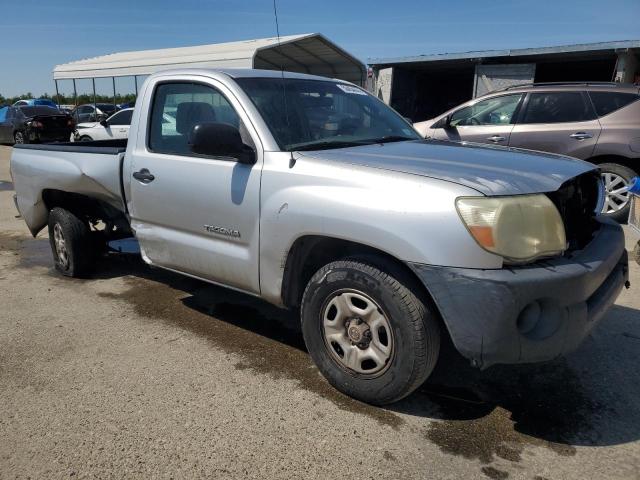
top-left (456, 194), bottom-right (566, 264)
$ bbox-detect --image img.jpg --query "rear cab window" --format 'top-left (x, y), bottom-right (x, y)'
top-left (588, 91), bottom-right (640, 117)
top-left (520, 92), bottom-right (595, 124)
top-left (19, 106), bottom-right (60, 116)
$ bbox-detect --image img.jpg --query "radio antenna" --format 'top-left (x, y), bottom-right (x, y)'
top-left (272, 0), bottom-right (295, 165)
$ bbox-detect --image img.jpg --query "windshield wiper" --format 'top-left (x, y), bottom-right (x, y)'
top-left (291, 136), bottom-right (417, 151)
top-left (291, 140), bottom-right (365, 151)
top-left (358, 135), bottom-right (417, 145)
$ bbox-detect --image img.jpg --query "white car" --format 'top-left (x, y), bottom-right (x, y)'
top-left (73, 108), bottom-right (133, 142)
top-left (72, 109), bottom-right (177, 142)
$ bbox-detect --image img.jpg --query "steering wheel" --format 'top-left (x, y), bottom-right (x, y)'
top-left (467, 117), bottom-right (480, 126)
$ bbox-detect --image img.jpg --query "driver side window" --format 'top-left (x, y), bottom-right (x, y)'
top-left (148, 82), bottom-right (240, 155)
top-left (450, 94), bottom-right (523, 127)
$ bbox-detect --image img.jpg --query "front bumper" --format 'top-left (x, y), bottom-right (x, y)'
top-left (410, 218), bottom-right (629, 369)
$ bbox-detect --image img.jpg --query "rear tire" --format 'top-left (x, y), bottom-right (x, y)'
top-left (48, 207), bottom-right (94, 277)
top-left (13, 131), bottom-right (26, 144)
top-left (599, 162), bottom-right (637, 223)
top-left (300, 258), bottom-right (440, 405)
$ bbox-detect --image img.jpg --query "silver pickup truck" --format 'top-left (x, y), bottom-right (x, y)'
top-left (10, 69), bottom-right (629, 405)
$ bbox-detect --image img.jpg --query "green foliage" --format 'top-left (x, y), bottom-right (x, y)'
top-left (0, 92), bottom-right (137, 106)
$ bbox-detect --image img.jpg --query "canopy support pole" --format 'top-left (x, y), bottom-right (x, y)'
top-left (92, 78), bottom-right (97, 118)
top-left (54, 80), bottom-right (60, 107)
top-left (112, 77), bottom-right (117, 107)
top-left (72, 79), bottom-right (77, 106)
top-left (134, 76), bottom-right (138, 95)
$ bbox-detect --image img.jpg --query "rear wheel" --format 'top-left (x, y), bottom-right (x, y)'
top-left (301, 258), bottom-right (440, 405)
top-left (13, 131), bottom-right (25, 144)
top-left (48, 207), bottom-right (94, 277)
top-left (599, 163), bottom-right (637, 223)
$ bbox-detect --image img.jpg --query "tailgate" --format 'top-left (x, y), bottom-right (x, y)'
top-left (33, 114), bottom-right (71, 131)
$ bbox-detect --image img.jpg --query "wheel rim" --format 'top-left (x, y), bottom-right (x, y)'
top-left (321, 290), bottom-right (394, 377)
top-left (53, 223), bottom-right (69, 269)
top-left (601, 171), bottom-right (630, 214)
top-left (14, 132), bottom-right (24, 144)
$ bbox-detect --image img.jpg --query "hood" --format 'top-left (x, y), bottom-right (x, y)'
top-left (302, 140), bottom-right (596, 196)
top-left (76, 122), bottom-right (99, 129)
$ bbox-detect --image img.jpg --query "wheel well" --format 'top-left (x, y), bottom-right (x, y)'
top-left (281, 235), bottom-right (435, 311)
top-left (42, 189), bottom-right (130, 234)
top-left (588, 155), bottom-right (639, 174)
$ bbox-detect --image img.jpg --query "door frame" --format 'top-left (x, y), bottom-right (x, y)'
top-left (127, 74), bottom-right (266, 294)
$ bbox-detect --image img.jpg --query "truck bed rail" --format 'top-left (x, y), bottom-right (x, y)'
top-left (14, 139), bottom-right (127, 155)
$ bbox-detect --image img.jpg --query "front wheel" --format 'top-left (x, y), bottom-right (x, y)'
top-left (78, 135), bottom-right (93, 142)
top-left (301, 259), bottom-right (440, 405)
top-left (48, 207), bottom-right (94, 277)
top-left (600, 163), bottom-right (637, 223)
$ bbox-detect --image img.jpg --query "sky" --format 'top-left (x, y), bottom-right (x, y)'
top-left (1, 0), bottom-right (639, 97)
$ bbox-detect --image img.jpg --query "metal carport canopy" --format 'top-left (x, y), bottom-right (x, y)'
top-left (53, 33), bottom-right (365, 85)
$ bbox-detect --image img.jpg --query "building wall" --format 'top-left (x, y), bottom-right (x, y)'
top-left (372, 48), bottom-right (639, 123)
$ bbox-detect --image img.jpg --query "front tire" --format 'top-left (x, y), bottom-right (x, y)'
top-left (599, 162), bottom-right (637, 223)
top-left (79, 135), bottom-right (93, 142)
top-left (301, 259), bottom-right (440, 405)
top-left (48, 208), bottom-right (93, 277)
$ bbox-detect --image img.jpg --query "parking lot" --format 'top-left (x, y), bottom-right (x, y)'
top-left (0, 144), bottom-right (639, 479)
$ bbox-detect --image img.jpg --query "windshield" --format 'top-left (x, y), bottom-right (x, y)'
top-left (235, 77), bottom-right (420, 151)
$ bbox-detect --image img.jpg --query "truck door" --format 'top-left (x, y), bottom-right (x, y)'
top-left (431, 93), bottom-right (524, 146)
top-left (128, 79), bottom-right (263, 294)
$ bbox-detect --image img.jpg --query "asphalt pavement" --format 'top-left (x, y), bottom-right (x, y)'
top-left (1, 145), bottom-right (639, 479)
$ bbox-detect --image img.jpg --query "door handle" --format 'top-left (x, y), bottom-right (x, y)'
top-left (487, 135), bottom-right (506, 143)
top-left (569, 132), bottom-right (593, 140)
top-left (133, 168), bottom-right (155, 184)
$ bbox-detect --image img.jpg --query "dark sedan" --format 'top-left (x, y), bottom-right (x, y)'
top-left (0, 105), bottom-right (75, 144)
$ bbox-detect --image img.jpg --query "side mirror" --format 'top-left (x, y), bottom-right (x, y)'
top-left (189, 122), bottom-right (256, 164)
top-left (433, 116), bottom-right (451, 129)
top-left (100, 119), bottom-right (109, 127)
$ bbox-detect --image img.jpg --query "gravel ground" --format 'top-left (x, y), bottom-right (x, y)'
top-left (1, 145), bottom-right (639, 480)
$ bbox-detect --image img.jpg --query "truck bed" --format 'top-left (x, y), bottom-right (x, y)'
top-left (11, 140), bottom-right (128, 236)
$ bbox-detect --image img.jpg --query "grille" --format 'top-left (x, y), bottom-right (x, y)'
top-left (546, 171), bottom-right (601, 252)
